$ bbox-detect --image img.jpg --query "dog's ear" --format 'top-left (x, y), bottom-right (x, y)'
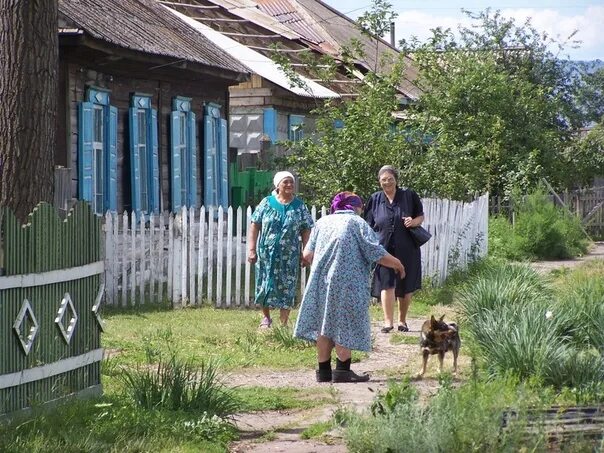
top-left (439, 315), bottom-right (445, 322)
top-left (430, 315), bottom-right (438, 328)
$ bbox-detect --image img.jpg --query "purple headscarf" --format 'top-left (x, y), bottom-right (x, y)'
top-left (330, 192), bottom-right (363, 214)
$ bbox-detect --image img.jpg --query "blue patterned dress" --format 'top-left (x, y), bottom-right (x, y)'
top-left (294, 210), bottom-right (387, 351)
top-left (250, 195), bottom-right (314, 309)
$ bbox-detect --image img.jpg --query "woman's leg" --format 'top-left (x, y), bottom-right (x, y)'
top-left (259, 306), bottom-right (272, 328)
top-left (279, 308), bottom-right (290, 326)
top-left (332, 343), bottom-right (369, 382)
top-left (381, 288), bottom-right (395, 329)
top-left (317, 335), bottom-right (335, 362)
top-left (397, 292), bottom-right (413, 326)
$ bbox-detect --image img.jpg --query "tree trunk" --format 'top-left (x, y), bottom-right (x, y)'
top-left (0, 0), bottom-right (58, 222)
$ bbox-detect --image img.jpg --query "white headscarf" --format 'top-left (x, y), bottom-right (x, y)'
top-left (273, 171), bottom-right (295, 188)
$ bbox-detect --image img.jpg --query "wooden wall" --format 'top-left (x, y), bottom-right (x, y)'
top-left (57, 52), bottom-right (233, 213)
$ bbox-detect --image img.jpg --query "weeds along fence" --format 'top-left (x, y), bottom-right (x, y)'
top-left (103, 194), bottom-right (489, 307)
top-left (0, 202), bottom-right (104, 420)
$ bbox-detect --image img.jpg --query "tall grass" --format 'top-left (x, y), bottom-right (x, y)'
top-left (344, 377), bottom-right (546, 453)
top-left (121, 351), bottom-right (240, 416)
top-left (457, 261), bottom-right (604, 393)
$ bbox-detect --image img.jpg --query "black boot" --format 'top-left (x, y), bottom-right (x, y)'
top-left (332, 358), bottom-right (369, 383)
top-left (316, 360), bottom-right (332, 383)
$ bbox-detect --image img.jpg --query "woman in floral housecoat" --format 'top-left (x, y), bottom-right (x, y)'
top-left (248, 171), bottom-right (313, 328)
top-left (294, 192), bottom-right (405, 383)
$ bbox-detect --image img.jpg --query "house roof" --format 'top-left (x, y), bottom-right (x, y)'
top-left (166, 5), bottom-right (339, 98)
top-left (58, 0), bottom-right (249, 76)
top-left (256, 0), bottom-right (421, 99)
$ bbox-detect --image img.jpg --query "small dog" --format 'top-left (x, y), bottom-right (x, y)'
top-left (417, 315), bottom-right (460, 378)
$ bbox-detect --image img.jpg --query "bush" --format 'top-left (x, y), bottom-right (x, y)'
top-left (488, 190), bottom-right (589, 260)
top-left (344, 377), bottom-right (547, 452)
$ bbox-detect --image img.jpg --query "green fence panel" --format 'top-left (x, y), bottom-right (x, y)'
top-left (0, 201), bottom-right (103, 418)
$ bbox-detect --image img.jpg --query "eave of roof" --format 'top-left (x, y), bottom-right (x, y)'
top-left (165, 5), bottom-right (339, 99)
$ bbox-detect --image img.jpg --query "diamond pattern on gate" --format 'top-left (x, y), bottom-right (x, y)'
top-left (55, 293), bottom-right (78, 344)
top-left (91, 283), bottom-right (105, 332)
top-left (13, 299), bottom-right (39, 355)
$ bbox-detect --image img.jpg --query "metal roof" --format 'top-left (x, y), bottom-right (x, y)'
top-left (256, 0), bottom-right (326, 46)
top-left (166, 6), bottom-right (339, 98)
top-left (59, 0), bottom-right (249, 76)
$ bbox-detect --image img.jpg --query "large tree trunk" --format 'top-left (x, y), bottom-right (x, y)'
top-left (0, 0), bottom-right (58, 222)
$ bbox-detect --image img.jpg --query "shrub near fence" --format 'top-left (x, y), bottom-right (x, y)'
top-left (103, 194), bottom-right (489, 307)
top-left (0, 202), bottom-right (104, 420)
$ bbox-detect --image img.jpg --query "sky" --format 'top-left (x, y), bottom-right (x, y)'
top-left (321, 0), bottom-right (604, 61)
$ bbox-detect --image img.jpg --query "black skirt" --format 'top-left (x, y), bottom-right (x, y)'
top-left (371, 240), bottom-right (421, 298)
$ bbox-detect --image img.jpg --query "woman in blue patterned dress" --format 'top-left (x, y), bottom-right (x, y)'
top-left (248, 171), bottom-right (313, 328)
top-left (294, 192), bottom-right (405, 383)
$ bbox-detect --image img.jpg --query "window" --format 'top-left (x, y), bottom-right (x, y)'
top-left (171, 97), bottom-right (196, 212)
top-left (203, 103), bottom-right (228, 209)
top-left (288, 114), bottom-right (305, 141)
top-left (129, 94), bottom-right (159, 215)
top-left (78, 87), bottom-right (117, 214)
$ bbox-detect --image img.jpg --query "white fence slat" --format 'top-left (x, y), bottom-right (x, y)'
top-left (149, 213), bottom-right (156, 303)
top-left (121, 212), bottom-right (128, 307)
top-left (207, 206), bottom-right (214, 304)
top-left (244, 206), bottom-right (252, 307)
top-left (158, 213), bottom-right (165, 303)
top-left (216, 206), bottom-right (224, 307)
top-left (180, 207), bottom-right (188, 306)
top-left (168, 213), bottom-right (174, 304)
top-left (129, 212), bottom-right (136, 305)
top-left (235, 207), bottom-right (242, 307)
top-left (139, 215), bottom-right (145, 305)
top-left (197, 206), bottom-right (206, 305)
top-left (189, 207), bottom-right (196, 306)
top-left (226, 207), bottom-right (233, 307)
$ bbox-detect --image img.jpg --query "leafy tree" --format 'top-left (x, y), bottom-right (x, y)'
top-left (278, 4), bottom-right (603, 204)
top-left (399, 9), bottom-right (601, 198)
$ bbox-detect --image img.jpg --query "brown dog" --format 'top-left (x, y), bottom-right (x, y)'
top-left (417, 315), bottom-right (460, 378)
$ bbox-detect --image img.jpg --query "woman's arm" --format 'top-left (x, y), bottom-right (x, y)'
top-left (377, 253), bottom-right (405, 278)
top-left (247, 222), bottom-right (261, 264)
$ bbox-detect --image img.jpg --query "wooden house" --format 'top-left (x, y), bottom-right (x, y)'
top-left (57, 0), bottom-right (249, 214)
top-left (158, 0), bottom-right (420, 163)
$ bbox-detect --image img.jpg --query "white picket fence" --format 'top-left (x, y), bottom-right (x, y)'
top-left (102, 194), bottom-right (489, 307)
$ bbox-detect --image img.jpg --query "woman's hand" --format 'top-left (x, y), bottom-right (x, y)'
top-left (248, 249), bottom-right (258, 264)
top-left (301, 249), bottom-right (314, 267)
top-left (394, 259), bottom-right (406, 278)
top-left (402, 216), bottom-right (414, 228)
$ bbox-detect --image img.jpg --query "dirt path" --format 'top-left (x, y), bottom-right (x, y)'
top-left (228, 242), bottom-right (604, 452)
top-left (228, 319), bottom-right (457, 453)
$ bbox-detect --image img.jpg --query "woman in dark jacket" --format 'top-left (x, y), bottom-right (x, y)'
top-left (364, 165), bottom-right (424, 333)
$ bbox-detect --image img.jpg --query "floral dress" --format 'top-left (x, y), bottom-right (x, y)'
top-left (250, 195), bottom-right (313, 309)
top-left (294, 211), bottom-right (387, 351)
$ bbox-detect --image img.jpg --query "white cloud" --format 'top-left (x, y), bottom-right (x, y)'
top-left (392, 6), bottom-right (604, 60)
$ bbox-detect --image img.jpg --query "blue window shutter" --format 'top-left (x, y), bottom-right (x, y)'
top-left (149, 108), bottom-right (160, 213)
top-left (263, 107), bottom-right (277, 142)
top-left (78, 101), bottom-right (94, 202)
top-left (187, 112), bottom-right (197, 208)
top-left (219, 118), bottom-right (229, 209)
top-left (170, 111), bottom-right (182, 212)
top-left (204, 114), bottom-right (216, 207)
top-left (106, 106), bottom-right (118, 212)
top-left (129, 107), bottom-right (141, 214)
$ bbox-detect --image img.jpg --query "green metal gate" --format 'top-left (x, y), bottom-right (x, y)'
top-left (0, 202), bottom-right (104, 419)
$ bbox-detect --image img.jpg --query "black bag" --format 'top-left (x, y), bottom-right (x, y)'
top-left (409, 226), bottom-right (432, 247)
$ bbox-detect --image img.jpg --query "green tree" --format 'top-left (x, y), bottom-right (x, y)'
top-left (400, 9), bottom-right (599, 198)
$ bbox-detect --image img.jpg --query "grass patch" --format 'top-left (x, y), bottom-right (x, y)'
top-left (233, 386), bottom-right (335, 412)
top-left (102, 307), bottom-right (317, 371)
top-left (389, 333), bottom-right (419, 345)
top-left (0, 396), bottom-right (237, 453)
top-left (300, 421), bottom-right (333, 439)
